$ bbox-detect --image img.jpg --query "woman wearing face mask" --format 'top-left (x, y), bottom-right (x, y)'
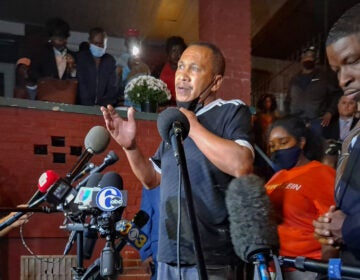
top-left (76, 27), bottom-right (118, 106)
top-left (265, 116), bottom-right (337, 280)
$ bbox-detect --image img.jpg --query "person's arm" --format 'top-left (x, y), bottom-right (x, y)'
top-left (321, 112), bottom-right (333, 127)
top-left (101, 105), bottom-right (160, 189)
top-left (179, 107), bottom-right (253, 177)
top-left (0, 210), bottom-right (29, 237)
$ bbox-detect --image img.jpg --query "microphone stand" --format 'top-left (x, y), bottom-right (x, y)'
top-left (63, 223), bottom-right (87, 279)
top-left (171, 121), bottom-right (208, 280)
top-left (252, 253), bottom-right (271, 280)
top-left (279, 256), bottom-right (360, 279)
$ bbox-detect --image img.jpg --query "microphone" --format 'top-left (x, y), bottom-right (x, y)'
top-left (92, 151), bottom-right (119, 174)
top-left (116, 210), bottom-right (150, 251)
top-left (73, 172), bottom-right (127, 213)
top-left (70, 162), bottom-right (95, 184)
top-left (66, 126), bottom-right (110, 182)
top-left (0, 170), bottom-right (61, 231)
top-left (96, 172), bottom-right (127, 213)
top-left (225, 174), bottom-right (279, 278)
top-left (45, 127), bottom-right (109, 209)
top-left (157, 107), bottom-right (190, 144)
top-left (26, 170), bottom-right (60, 205)
top-left (75, 150), bottom-right (119, 189)
top-left (38, 170), bottom-right (61, 193)
top-left (96, 172), bottom-right (127, 277)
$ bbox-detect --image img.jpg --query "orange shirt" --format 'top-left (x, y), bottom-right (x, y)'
top-left (265, 161), bottom-right (335, 259)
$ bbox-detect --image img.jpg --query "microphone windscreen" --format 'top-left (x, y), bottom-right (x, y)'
top-left (225, 174), bottom-right (279, 263)
top-left (133, 210), bottom-right (150, 227)
top-left (85, 172), bottom-right (103, 188)
top-left (38, 170), bottom-right (60, 193)
top-left (84, 126), bottom-right (110, 154)
top-left (97, 171), bottom-right (123, 190)
top-left (157, 107), bottom-right (190, 143)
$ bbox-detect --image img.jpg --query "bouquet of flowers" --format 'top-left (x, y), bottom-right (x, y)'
top-left (124, 75), bottom-right (171, 105)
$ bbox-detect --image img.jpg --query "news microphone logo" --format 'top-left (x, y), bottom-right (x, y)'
top-left (117, 220), bottom-right (148, 250)
top-left (75, 187), bottom-right (99, 206)
top-left (96, 187), bottom-right (125, 211)
top-left (128, 227), bottom-right (147, 249)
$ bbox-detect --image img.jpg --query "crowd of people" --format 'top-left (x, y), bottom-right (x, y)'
top-left (3, 2), bottom-right (360, 280)
top-left (13, 17), bottom-right (187, 110)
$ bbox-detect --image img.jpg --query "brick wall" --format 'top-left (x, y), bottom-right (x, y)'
top-left (0, 1), bottom-right (252, 278)
top-left (0, 106), bottom-right (159, 279)
top-left (199, 0), bottom-right (251, 104)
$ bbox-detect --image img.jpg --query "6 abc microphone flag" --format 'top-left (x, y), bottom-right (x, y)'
top-left (0, 125), bottom-right (150, 279)
top-left (4, 122), bottom-right (360, 279)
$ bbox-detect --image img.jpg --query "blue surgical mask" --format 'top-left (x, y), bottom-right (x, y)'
top-left (271, 146), bottom-right (302, 171)
top-left (89, 44), bottom-right (106, 58)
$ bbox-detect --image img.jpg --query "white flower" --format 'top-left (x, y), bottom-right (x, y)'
top-left (124, 75), bottom-right (171, 104)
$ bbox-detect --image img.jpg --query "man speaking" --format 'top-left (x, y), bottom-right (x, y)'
top-left (101, 42), bottom-right (254, 279)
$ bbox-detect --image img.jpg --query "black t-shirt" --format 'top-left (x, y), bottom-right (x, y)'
top-left (151, 99), bottom-right (253, 265)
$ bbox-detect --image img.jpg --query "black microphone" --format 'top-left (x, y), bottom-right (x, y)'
top-left (0, 170), bottom-right (61, 231)
top-left (225, 174), bottom-right (279, 278)
top-left (96, 172), bottom-right (126, 277)
top-left (70, 162), bottom-right (95, 184)
top-left (38, 127), bottom-right (109, 210)
top-left (116, 210), bottom-right (150, 251)
top-left (157, 107), bottom-right (190, 144)
top-left (75, 151), bottom-right (119, 189)
top-left (66, 126), bottom-right (110, 181)
top-left (47, 127), bottom-right (109, 209)
top-left (97, 172), bottom-right (126, 218)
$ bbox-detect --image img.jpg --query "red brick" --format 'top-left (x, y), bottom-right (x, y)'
top-left (0, 107), bottom-right (160, 279)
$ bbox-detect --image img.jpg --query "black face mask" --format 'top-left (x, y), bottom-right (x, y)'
top-left (176, 97), bottom-right (203, 113)
top-left (302, 61), bottom-right (315, 70)
top-left (270, 146), bottom-right (302, 171)
top-left (176, 77), bottom-right (217, 113)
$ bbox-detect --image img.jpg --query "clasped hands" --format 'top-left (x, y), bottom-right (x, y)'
top-left (313, 205), bottom-right (346, 248)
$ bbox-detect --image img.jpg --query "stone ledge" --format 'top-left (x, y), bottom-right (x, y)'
top-left (0, 97), bottom-right (158, 120)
